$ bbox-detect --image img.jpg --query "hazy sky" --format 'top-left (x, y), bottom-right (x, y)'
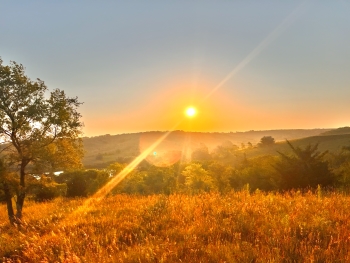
top-left (1, 1), bottom-right (350, 136)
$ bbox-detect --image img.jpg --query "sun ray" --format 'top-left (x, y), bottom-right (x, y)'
top-left (202, 1), bottom-right (311, 102)
top-left (61, 121), bottom-right (184, 221)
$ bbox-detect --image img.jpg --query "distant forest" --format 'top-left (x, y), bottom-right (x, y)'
top-left (82, 128), bottom-right (333, 168)
top-left (4, 127), bottom-right (350, 202)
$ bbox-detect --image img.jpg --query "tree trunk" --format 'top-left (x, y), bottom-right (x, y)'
top-left (15, 160), bottom-right (27, 222)
top-left (3, 182), bottom-right (15, 225)
top-left (15, 191), bottom-right (25, 221)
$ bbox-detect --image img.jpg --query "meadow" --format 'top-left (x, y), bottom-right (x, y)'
top-left (1, 190), bottom-right (350, 262)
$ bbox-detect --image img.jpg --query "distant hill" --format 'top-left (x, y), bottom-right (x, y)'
top-left (320, 127), bottom-right (350, 136)
top-left (245, 133), bottom-right (350, 159)
top-left (82, 129), bottom-right (331, 168)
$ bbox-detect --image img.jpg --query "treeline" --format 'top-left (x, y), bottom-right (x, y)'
top-left (114, 140), bottom-right (350, 195)
top-left (2, 138), bottom-right (350, 202)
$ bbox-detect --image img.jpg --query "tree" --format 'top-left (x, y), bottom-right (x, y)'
top-left (212, 140), bottom-right (239, 159)
top-left (258, 136), bottom-right (275, 147)
top-left (207, 161), bottom-right (231, 193)
top-left (274, 140), bottom-right (333, 190)
top-left (182, 163), bottom-right (214, 193)
top-left (327, 146), bottom-right (350, 188)
top-left (26, 175), bottom-right (67, 202)
top-left (107, 162), bottom-right (126, 177)
top-left (55, 169), bottom-right (109, 197)
top-left (0, 58), bottom-right (83, 223)
top-left (230, 155), bottom-right (279, 191)
top-left (191, 143), bottom-right (211, 162)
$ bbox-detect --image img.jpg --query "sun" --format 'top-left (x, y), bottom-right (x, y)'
top-left (185, 107), bottom-right (197, 117)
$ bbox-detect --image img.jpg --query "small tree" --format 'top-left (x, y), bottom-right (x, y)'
top-left (0, 58), bottom-right (83, 224)
top-left (258, 136), bottom-right (275, 147)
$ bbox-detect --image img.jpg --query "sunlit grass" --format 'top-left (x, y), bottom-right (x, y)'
top-left (1, 191), bottom-right (350, 262)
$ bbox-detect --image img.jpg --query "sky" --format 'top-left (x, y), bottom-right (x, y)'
top-left (1, 0), bottom-right (350, 137)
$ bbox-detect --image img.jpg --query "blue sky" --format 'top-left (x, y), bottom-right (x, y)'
top-left (1, 1), bottom-right (350, 136)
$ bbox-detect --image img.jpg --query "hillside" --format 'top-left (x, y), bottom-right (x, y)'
top-left (82, 129), bottom-right (331, 168)
top-left (244, 133), bottom-right (350, 159)
top-left (320, 126), bottom-right (350, 136)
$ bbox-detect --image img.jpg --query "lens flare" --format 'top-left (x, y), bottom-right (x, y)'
top-left (140, 132), bottom-right (182, 167)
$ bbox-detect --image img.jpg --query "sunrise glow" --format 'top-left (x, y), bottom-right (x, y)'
top-left (185, 107), bottom-right (197, 117)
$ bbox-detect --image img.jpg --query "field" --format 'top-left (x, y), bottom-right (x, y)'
top-left (1, 190), bottom-right (350, 262)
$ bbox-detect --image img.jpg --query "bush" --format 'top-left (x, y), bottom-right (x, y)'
top-left (26, 176), bottom-right (67, 201)
top-left (55, 169), bottom-right (110, 197)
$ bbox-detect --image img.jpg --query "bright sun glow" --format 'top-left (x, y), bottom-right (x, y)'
top-left (185, 107), bottom-right (197, 117)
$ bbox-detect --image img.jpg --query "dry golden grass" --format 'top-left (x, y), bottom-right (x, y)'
top-left (1, 191), bottom-right (350, 262)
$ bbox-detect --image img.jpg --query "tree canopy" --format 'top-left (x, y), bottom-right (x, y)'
top-left (275, 140), bottom-right (333, 190)
top-left (258, 136), bottom-right (275, 147)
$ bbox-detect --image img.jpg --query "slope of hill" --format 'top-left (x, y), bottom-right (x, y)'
top-left (245, 133), bottom-right (350, 159)
top-left (82, 129), bottom-right (331, 167)
top-left (320, 126), bottom-right (350, 136)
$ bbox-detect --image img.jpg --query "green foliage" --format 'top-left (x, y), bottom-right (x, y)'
top-left (113, 165), bottom-right (178, 195)
top-left (191, 143), bottom-right (211, 162)
top-left (112, 170), bottom-right (147, 194)
top-left (0, 59), bottom-right (83, 169)
top-left (211, 140), bottom-right (239, 160)
top-left (182, 163), bottom-right (214, 193)
top-left (327, 146), bottom-right (350, 188)
top-left (26, 176), bottom-right (67, 202)
top-left (106, 162), bottom-right (126, 177)
top-left (55, 170), bottom-right (110, 197)
top-left (207, 161), bottom-right (232, 193)
top-left (143, 166), bottom-right (177, 194)
top-left (275, 140), bottom-right (334, 190)
top-left (229, 155), bottom-right (279, 191)
top-left (31, 138), bottom-right (84, 174)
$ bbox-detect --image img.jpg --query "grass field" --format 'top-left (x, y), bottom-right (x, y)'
top-left (1, 190), bottom-right (350, 262)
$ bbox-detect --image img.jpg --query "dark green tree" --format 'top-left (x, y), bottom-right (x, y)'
top-left (230, 155), bottom-right (279, 191)
top-left (274, 140), bottom-right (333, 190)
top-left (55, 169), bottom-right (110, 197)
top-left (0, 58), bottom-right (83, 223)
top-left (258, 136), bottom-right (275, 147)
top-left (26, 175), bottom-right (67, 202)
top-left (327, 146), bottom-right (350, 188)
